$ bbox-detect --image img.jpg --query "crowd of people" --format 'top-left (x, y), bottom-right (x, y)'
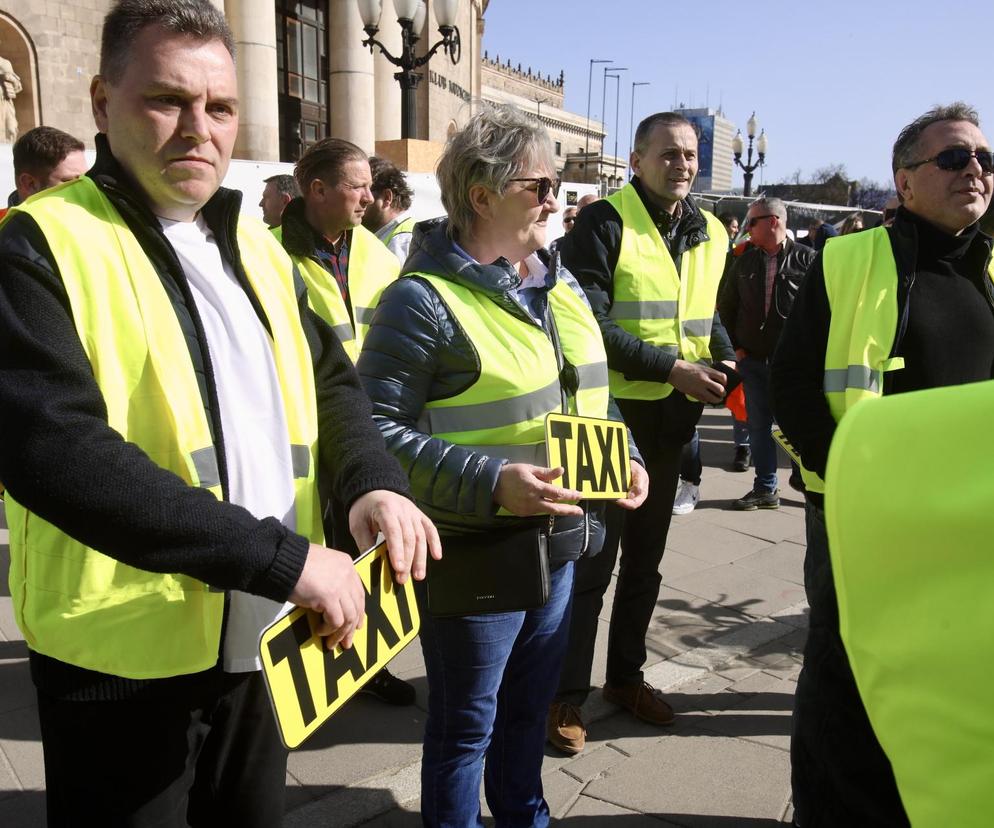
top-left (1, 1), bottom-right (992, 827)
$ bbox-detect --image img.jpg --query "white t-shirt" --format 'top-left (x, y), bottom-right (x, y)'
top-left (160, 215), bottom-right (297, 673)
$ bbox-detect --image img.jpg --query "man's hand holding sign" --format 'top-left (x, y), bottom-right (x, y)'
top-left (265, 491), bottom-right (442, 748)
top-left (289, 491), bottom-right (441, 652)
top-left (263, 541), bottom-right (423, 749)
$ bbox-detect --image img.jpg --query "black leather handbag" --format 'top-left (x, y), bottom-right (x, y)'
top-left (425, 525), bottom-right (550, 617)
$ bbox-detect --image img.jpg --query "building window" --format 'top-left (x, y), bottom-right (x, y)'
top-left (277, 0), bottom-right (329, 161)
top-left (555, 141), bottom-right (561, 157)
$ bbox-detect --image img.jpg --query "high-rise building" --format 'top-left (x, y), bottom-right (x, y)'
top-left (675, 106), bottom-right (735, 193)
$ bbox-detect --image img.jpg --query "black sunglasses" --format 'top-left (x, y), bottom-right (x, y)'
top-left (508, 177), bottom-right (561, 203)
top-left (747, 214), bottom-right (775, 229)
top-left (904, 147), bottom-right (994, 175)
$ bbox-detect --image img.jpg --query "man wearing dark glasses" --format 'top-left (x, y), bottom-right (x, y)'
top-left (772, 102), bottom-right (994, 826)
top-left (547, 112), bottom-right (735, 754)
top-left (717, 197), bottom-right (815, 511)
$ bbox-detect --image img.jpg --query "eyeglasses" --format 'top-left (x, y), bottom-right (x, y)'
top-left (508, 177), bottom-right (561, 203)
top-left (904, 148), bottom-right (994, 175)
top-left (747, 214), bottom-right (775, 229)
top-left (563, 216), bottom-right (576, 225)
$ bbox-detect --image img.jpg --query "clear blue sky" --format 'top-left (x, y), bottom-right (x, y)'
top-left (481, 0), bottom-right (994, 188)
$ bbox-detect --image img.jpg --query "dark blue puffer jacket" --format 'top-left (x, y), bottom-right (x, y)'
top-left (356, 217), bottom-right (642, 562)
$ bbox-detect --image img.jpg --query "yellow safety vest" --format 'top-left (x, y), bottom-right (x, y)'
top-left (275, 224), bottom-right (399, 361)
top-left (384, 216), bottom-right (415, 245)
top-left (415, 273), bottom-right (609, 474)
top-left (603, 183), bottom-right (727, 400)
top-left (3, 176), bottom-right (323, 679)
top-left (825, 379), bottom-right (994, 828)
top-left (798, 228), bottom-right (994, 493)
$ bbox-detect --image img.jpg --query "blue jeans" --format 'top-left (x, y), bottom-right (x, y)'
top-left (738, 356), bottom-right (778, 493)
top-left (732, 415), bottom-right (750, 447)
top-left (417, 560), bottom-right (575, 828)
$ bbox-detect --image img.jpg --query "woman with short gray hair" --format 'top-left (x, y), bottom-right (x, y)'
top-left (357, 104), bottom-right (647, 826)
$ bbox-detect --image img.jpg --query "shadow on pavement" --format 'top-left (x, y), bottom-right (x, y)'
top-left (654, 593), bottom-right (807, 656)
top-left (0, 790), bottom-right (46, 828)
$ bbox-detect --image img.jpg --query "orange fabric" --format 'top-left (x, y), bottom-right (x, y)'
top-left (724, 383), bottom-right (747, 422)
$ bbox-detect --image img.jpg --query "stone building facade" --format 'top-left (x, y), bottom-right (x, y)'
top-left (478, 52), bottom-right (630, 192)
top-left (0, 0), bottom-right (488, 165)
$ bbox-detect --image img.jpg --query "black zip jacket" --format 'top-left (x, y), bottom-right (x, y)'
top-left (356, 218), bottom-right (642, 563)
top-left (0, 135), bottom-right (410, 696)
top-left (717, 237), bottom-right (816, 358)
top-left (557, 177), bottom-right (735, 383)
top-left (770, 207), bottom-right (994, 505)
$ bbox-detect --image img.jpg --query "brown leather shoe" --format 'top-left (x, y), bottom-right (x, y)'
top-left (547, 702), bottom-right (586, 754)
top-left (602, 681), bottom-right (676, 726)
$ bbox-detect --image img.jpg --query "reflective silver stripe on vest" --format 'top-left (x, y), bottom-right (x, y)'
top-left (823, 365), bottom-right (880, 395)
top-left (354, 306), bottom-right (377, 325)
top-left (681, 317), bottom-right (713, 337)
top-left (576, 361), bottom-right (609, 389)
top-left (290, 445), bottom-right (310, 478)
top-left (190, 447), bottom-right (220, 489)
top-left (609, 299), bottom-right (679, 320)
top-left (462, 443), bottom-right (548, 464)
top-left (332, 323), bottom-right (355, 343)
top-left (424, 379), bottom-right (561, 434)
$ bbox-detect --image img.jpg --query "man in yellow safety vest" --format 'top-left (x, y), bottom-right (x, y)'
top-left (0, 1), bottom-right (439, 823)
top-left (274, 138), bottom-right (400, 362)
top-left (275, 139), bottom-right (415, 706)
top-left (548, 111), bottom-right (736, 754)
top-left (362, 155), bottom-right (416, 264)
top-left (771, 102), bottom-right (994, 826)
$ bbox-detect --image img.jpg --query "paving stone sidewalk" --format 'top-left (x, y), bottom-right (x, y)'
top-left (0, 408), bottom-right (808, 826)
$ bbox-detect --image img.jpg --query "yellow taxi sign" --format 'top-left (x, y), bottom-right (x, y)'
top-left (259, 542), bottom-right (419, 749)
top-left (545, 413), bottom-right (631, 499)
top-left (771, 428), bottom-right (802, 466)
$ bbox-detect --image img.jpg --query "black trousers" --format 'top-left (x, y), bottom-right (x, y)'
top-left (37, 670), bottom-right (288, 828)
top-left (791, 502), bottom-right (909, 827)
top-left (556, 394), bottom-right (697, 703)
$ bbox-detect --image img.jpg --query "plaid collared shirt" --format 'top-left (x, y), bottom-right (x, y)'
top-left (313, 230), bottom-right (351, 319)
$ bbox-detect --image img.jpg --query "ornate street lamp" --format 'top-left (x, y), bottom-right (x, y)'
top-left (357, 0), bottom-right (462, 139)
top-left (732, 111), bottom-right (768, 197)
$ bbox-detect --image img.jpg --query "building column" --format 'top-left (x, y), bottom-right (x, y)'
top-left (373, 18), bottom-right (401, 142)
top-left (328, 0), bottom-right (375, 151)
top-left (225, 0), bottom-right (280, 160)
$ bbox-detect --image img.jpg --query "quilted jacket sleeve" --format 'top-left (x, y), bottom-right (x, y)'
top-left (356, 276), bottom-right (507, 523)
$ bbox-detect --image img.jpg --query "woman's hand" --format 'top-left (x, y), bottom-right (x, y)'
top-left (494, 464), bottom-right (584, 517)
top-left (614, 461), bottom-right (649, 511)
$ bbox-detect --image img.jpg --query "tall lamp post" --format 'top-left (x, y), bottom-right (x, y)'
top-left (609, 73), bottom-right (623, 191)
top-left (357, 0), bottom-right (462, 140)
top-left (628, 81), bottom-right (650, 180)
top-left (584, 58), bottom-right (611, 173)
top-left (732, 111), bottom-right (768, 197)
top-left (599, 65), bottom-right (626, 188)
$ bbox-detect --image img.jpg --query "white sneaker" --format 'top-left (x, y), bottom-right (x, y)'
top-left (672, 481), bottom-right (700, 515)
